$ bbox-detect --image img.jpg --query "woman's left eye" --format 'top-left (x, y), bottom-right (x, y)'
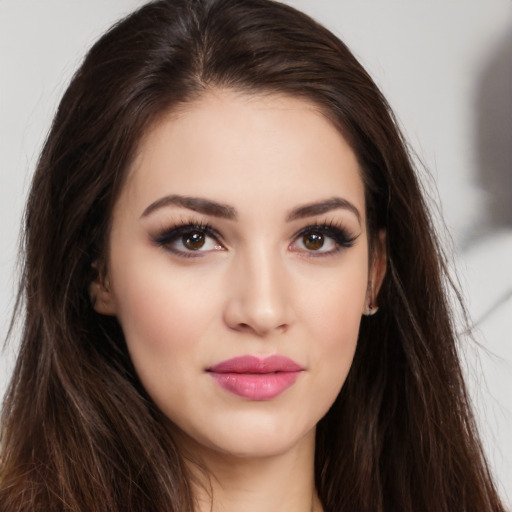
top-left (290, 225), bottom-right (356, 254)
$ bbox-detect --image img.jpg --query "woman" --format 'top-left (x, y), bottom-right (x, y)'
top-left (0, 0), bottom-right (505, 510)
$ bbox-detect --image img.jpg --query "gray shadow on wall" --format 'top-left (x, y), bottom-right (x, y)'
top-left (472, 26), bottom-right (512, 242)
top-left (466, 25), bottom-right (512, 327)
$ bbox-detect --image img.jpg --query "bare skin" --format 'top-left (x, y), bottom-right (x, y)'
top-left (92, 89), bottom-right (385, 511)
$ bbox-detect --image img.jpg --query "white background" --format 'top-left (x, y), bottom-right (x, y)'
top-left (1, 0), bottom-right (511, 505)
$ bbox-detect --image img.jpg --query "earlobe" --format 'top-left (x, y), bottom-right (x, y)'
top-left (89, 266), bottom-right (117, 316)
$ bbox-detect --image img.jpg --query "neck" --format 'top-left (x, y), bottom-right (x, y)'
top-left (186, 429), bottom-right (323, 512)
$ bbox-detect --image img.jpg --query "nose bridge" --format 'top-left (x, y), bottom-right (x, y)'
top-left (224, 242), bottom-right (291, 336)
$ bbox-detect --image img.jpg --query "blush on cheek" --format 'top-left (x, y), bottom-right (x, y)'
top-left (311, 289), bottom-right (363, 381)
top-left (114, 264), bottom-right (200, 344)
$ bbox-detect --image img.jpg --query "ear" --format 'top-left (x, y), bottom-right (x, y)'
top-left (89, 263), bottom-right (117, 316)
top-left (365, 229), bottom-right (387, 315)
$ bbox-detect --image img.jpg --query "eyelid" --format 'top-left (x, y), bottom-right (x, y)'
top-left (290, 221), bottom-right (358, 255)
top-left (151, 219), bottom-right (358, 258)
top-left (152, 221), bottom-right (225, 257)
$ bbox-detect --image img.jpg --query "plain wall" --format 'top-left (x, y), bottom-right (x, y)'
top-left (1, 0), bottom-right (511, 503)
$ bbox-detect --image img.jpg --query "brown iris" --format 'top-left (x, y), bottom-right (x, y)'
top-left (183, 232), bottom-right (206, 250)
top-left (303, 232), bottom-right (324, 250)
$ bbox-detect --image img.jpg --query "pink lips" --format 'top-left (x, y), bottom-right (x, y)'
top-left (207, 355), bottom-right (303, 400)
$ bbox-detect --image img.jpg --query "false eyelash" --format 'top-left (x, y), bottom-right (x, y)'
top-left (295, 221), bottom-right (358, 250)
top-left (152, 220), bottom-right (220, 250)
top-left (151, 219), bottom-right (357, 258)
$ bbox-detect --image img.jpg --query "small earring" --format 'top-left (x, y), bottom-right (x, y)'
top-left (364, 302), bottom-right (379, 316)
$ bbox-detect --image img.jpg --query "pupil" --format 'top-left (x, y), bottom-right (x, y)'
top-left (183, 232), bottom-right (205, 250)
top-left (304, 233), bottom-right (324, 250)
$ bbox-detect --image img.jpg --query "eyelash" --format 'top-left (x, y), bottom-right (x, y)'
top-left (292, 222), bottom-right (357, 256)
top-left (152, 220), bottom-right (357, 258)
top-left (153, 221), bottom-right (221, 258)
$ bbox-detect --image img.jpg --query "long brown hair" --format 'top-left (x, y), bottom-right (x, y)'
top-left (1, 0), bottom-right (505, 510)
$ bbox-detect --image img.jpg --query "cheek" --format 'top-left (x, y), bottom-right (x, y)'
top-left (299, 260), bottom-right (367, 397)
top-left (109, 255), bottom-right (222, 384)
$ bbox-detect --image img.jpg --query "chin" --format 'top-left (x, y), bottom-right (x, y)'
top-left (207, 433), bottom-right (313, 460)
top-left (179, 409), bottom-right (319, 461)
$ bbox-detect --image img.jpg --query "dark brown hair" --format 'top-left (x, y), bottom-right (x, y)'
top-left (1, 0), bottom-right (505, 510)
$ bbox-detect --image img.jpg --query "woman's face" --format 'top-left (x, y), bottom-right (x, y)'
top-left (94, 90), bottom-right (381, 459)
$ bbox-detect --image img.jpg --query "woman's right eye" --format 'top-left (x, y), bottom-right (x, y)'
top-left (154, 224), bottom-right (224, 257)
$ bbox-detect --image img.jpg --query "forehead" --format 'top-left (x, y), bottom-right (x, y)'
top-left (119, 89), bottom-right (365, 220)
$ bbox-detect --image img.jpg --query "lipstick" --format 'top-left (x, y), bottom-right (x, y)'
top-left (206, 355), bottom-right (303, 400)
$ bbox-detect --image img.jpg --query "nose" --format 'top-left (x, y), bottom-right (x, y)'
top-left (223, 248), bottom-right (293, 337)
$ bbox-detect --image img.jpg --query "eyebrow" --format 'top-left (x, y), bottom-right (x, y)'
top-left (141, 195), bottom-right (237, 219)
top-left (140, 194), bottom-right (361, 224)
top-left (286, 197), bottom-right (361, 224)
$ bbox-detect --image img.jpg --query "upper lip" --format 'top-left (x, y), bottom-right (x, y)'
top-left (207, 355), bottom-right (303, 374)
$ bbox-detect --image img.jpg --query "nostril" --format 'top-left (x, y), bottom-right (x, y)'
top-left (233, 321), bottom-right (289, 336)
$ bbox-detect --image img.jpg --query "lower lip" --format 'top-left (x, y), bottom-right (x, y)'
top-left (209, 371), bottom-right (302, 400)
